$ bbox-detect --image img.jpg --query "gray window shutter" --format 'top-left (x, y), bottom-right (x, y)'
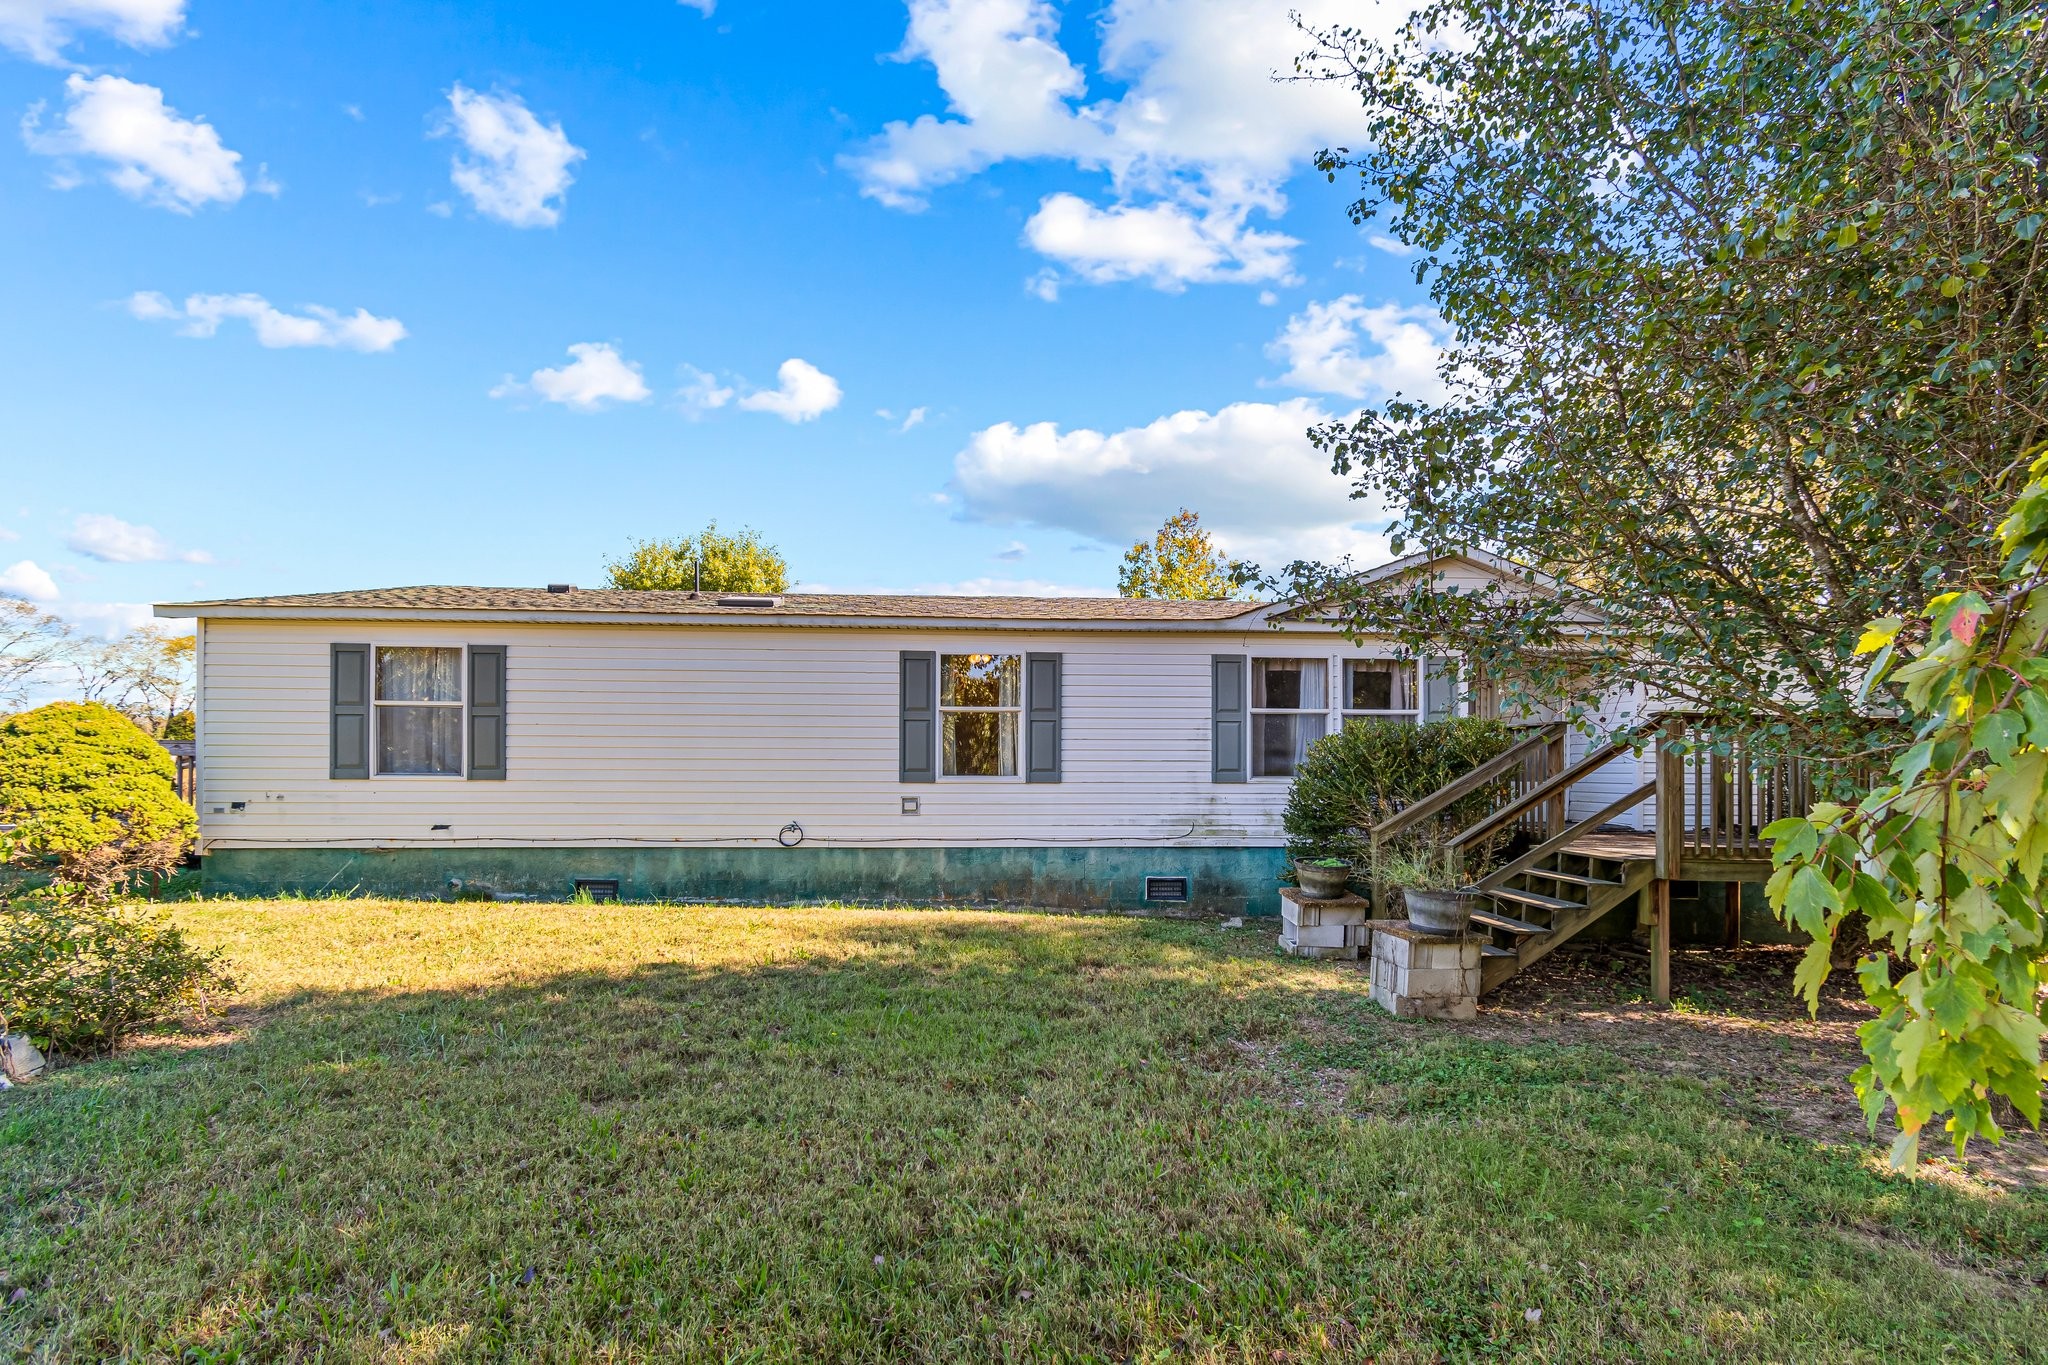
top-left (1211, 654), bottom-right (1246, 783)
top-left (900, 651), bottom-right (937, 782)
top-left (1423, 656), bottom-right (1458, 722)
top-left (468, 646), bottom-right (507, 780)
top-left (1025, 653), bottom-right (1062, 783)
top-left (331, 643), bottom-right (370, 779)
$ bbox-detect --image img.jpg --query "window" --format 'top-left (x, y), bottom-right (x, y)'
top-left (375, 646), bottom-right (463, 775)
top-left (1251, 658), bottom-right (1328, 777)
top-left (939, 653), bottom-right (1020, 777)
top-left (1343, 659), bottom-right (1420, 725)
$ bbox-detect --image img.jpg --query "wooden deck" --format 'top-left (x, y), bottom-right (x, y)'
top-left (1562, 830), bottom-right (1657, 862)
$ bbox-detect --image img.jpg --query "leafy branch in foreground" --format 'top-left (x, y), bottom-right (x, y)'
top-left (1765, 451), bottom-right (2048, 1170)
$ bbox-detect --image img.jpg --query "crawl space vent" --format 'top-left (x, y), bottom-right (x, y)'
top-left (1143, 876), bottom-right (1191, 904)
top-left (572, 878), bottom-right (621, 903)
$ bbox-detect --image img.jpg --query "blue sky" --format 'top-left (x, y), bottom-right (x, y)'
top-left (0, 0), bottom-right (1446, 632)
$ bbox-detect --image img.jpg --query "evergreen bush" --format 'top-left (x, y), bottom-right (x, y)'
top-left (0, 701), bottom-right (196, 859)
top-left (1283, 717), bottom-right (1521, 864)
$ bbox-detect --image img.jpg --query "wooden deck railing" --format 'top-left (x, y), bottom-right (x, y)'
top-left (1366, 713), bottom-right (1876, 906)
top-left (1656, 715), bottom-right (1880, 869)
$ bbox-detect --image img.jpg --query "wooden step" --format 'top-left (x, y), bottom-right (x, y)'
top-left (1520, 866), bottom-right (1623, 890)
top-left (1492, 886), bottom-right (1583, 914)
top-left (1471, 908), bottom-right (1547, 937)
top-left (1480, 944), bottom-right (1516, 959)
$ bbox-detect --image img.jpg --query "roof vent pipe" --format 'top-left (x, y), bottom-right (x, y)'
top-left (546, 584), bottom-right (574, 594)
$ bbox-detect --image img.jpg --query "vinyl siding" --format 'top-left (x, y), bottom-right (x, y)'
top-left (1563, 683), bottom-right (1651, 830)
top-left (195, 619), bottom-right (1374, 851)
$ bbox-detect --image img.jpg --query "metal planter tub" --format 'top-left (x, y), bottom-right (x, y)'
top-left (1292, 860), bottom-right (1356, 901)
top-left (1401, 887), bottom-right (1484, 935)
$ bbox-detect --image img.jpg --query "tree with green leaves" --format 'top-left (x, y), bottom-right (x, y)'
top-left (1766, 454), bottom-right (2048, 1170)
top-left (1118, 509), bottom-right (1251, 601)
top-left (604, 522), bottom-right (791, 594)
top-left (1283, 0), bottom-right (2046, 757)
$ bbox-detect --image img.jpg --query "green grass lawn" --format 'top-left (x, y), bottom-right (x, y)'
top-left (0, 900), bottom-right (2042, 1362)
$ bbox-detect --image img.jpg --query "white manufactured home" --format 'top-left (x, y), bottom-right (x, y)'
top-left (158, 554), bottom-right (1656, 913)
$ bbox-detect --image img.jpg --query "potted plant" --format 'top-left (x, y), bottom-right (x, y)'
top-left (1374, 845), bottom-right (1484, 934)
top-left (1291, 854), bottom-right (1355, 900)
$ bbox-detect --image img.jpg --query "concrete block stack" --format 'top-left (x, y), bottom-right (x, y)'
top-left (1277, 888), bottom-right (1376, 961)
top-left (1369, 920), bottom-right (1484, 1020)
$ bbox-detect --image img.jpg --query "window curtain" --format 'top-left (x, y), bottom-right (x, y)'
top-left (377, 647), bottom-right (461, 702)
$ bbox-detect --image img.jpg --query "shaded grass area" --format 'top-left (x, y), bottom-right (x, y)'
top-left (0, 900), bottom-right (2043, 1361)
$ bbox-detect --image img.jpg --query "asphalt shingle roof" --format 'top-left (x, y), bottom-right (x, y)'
top-left (157, 586), bottom-right (1267, 622)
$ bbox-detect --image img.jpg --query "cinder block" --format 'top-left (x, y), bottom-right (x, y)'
top-left (1286, 921), bottom-right (1354, 949)
top-left (1284, 899), bottom-right (1375, 930)
top-left (1280, 934), bottom-right (1359, 961)
top-left (1391, 995), bottom-right (1477, 1021)
top-left (1413, 939), bottom-right (1482, 970)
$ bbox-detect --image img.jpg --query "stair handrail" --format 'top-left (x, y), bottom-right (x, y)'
top-left (1445, 726), bottom-right (1655, 852)
top-left (1473, 780), bottom-right (1660, 891)
top-left (1368, 721), bottom-right (1565, 846)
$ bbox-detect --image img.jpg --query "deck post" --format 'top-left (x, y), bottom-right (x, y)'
top-left (1654, 718), bottom-right (1685, 880)
top-left (1723, 881), bottom-right (1741, 949)
top-left (1546, 727), bottom-right (1568, 839)
top-left (1650, 878), bottom-right (1672, 1004)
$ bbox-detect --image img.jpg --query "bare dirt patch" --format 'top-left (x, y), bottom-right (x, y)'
top-left (1464, 942), bottom-right (2048, 1191)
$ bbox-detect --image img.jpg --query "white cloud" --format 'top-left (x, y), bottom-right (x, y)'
top-left (0, 560), bottom-right (60, 601)
top-left (1024, 193), bottom-right (1297, 290)
top-left (493, 342), bottom-right (650, 411)
top-left (62, 601), bottom-right (164, 636)
top-left (1367, 233), bottom-right (1414, 257)
top-left (677, 0), bottom-right (716, 13)
top-left (736, 358), bottom-right (842, 423)
top-left (1266, 297), bottom-right (1452, 402)
top-left (436, 85), bottom-right (584, 228)
top-left (0, 0), bottom-right (185, 65)
top-left (891, 405), bottom-right (929, 433)
top-left (65, 513), bottom-right (210, 564)
top-left (676, 365), bottom-right (735, 417)
top-left (127, 291), bottom-right (407, 353)
top-left (21, 74), bottom-right (259, 212)
top-left (0, 528), bottom-right (17, 542)
top-left (846, 0), bottom-right (1383, 290)
top-left (995, 540), bottom-right (1028, 561)
top-left (948, 398), bottom-right (1392, 568)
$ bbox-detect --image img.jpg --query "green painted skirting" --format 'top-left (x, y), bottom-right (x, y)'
top-left (202, 845), bottom-right (1290, 916)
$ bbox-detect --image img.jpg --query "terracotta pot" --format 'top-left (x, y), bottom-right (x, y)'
top-left (1292, 860), bottom-right (1355, 900)
top-left (1402, 887), bottom-right (1483, 935)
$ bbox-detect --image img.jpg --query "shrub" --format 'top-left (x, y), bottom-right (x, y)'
top-left (0, 897), bottom-right (234, 1054)
top-left (1283, 717), bottom-right (1521, 864)
top-left (0, 702), bottom-right (195, 898)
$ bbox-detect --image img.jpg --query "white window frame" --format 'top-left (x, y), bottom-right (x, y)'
top-left (1238, 652), bottom-right (1453, 781)
top-left (1248, 655), bottom-right (1334, 782)
top-left (371, 643), bottom-right (466, 779)
top-left (936, 649), bottom-right (1024, 782)
top-left (1341, 657), bottom-right (1423, 726)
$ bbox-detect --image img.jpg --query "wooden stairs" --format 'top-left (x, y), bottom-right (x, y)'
top-left (1366, 711), bottom-right (1821, 998)
top-left (1468, 838), bottom-right (1654, 993)
top-left (1362, 711), bottom-right (1864, 998)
